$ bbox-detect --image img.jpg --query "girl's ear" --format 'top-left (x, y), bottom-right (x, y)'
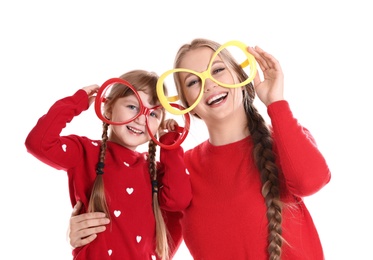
top-left (104, 106), bottom-right (112, 120)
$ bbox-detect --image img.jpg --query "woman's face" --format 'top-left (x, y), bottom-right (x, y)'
top-left (177, 47), bottom-right (244, 123)
top-left (109, 89), bottom-right (163, 150)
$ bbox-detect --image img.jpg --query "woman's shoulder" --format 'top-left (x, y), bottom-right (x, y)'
top-left (185, 139), bottom-right (210, 158)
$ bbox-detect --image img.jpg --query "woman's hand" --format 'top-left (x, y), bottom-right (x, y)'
top-left (82, 84), bottom-right (100, 107)
top-left (68, 201), bottom-right (110, 248)
top-left (247, 46), bottom-right (284, 106)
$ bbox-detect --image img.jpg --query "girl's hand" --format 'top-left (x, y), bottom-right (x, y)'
top-left (82, 84), bottom-right (100, 107)
top-left (159, 119), bottom-right (179, 137)
top-left (247, 46), bottom-right (284, 106)
top-left (68, 201), bottom-right (110, 248)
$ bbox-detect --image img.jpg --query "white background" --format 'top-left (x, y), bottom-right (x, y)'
top-left (1, 1), bottom-right (372, 259)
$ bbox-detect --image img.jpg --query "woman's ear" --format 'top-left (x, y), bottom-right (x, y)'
top-left (190, 109), bottom-right (199, 118)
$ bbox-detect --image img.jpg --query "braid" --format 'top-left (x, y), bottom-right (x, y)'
top-left (88, 122), bottom-right (110, 219)
top-left (148, 139), bottom-right (170, 260)
top-left (244, 89), bottom-right (283, 259)
top-left (174, 38), bottom-right (284, 258)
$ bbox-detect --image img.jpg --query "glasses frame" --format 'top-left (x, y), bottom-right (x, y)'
top-left (95, 78), bottom-right (190, 150)
top-left (156, 40), bottom-right (257, 115)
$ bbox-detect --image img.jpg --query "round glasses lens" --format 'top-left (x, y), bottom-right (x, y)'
top-left (156, 103), bottom-right (190, 146)
top-left (211, 44), bottom-right (255, 88)
top-left (159, 70), bottom-right (203, 112)
top-left (98, 81), bottom-right (143, 125)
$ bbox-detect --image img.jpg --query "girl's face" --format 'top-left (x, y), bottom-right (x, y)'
top-left (178, 47), bottom-right (244, 123)
top-left (109, 90), bottom-right (163, 150)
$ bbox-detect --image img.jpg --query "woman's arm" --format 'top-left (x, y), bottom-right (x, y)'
top-left (68, 201), bottom-right (110, 248)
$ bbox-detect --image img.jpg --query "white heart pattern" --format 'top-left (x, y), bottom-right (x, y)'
top-left (186, 168), bottom-right (190, 175)
top-left (123, 161), bottom-right (129, 167)
top-left (126, 188), bottom-right (134, 195)
top-left (62, 144), bottom-right (67, 152)
top-left (136, 236), bottom-right (142, 243)
top-left (114, 210), bottom-right (121, 217)
top-left (108, 249), bottom-right (112, 255)
top-left (151, 255), bottom-right (156, 260)
top-left (91, 141), bottom-right (98, 146)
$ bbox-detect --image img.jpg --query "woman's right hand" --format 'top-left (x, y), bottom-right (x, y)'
top-left (68, 201), bottom-right (110, 248)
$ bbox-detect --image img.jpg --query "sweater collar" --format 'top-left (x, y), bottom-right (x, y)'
top-left (106, 141), bottom-right (146, 166)
top-left (204, 136), bottom-right (252, 154)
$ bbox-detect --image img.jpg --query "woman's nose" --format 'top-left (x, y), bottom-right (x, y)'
top-left (204, 78), bottom-right (216, 93)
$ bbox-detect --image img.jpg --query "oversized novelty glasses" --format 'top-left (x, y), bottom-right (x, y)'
top-left (95, 78), bottom-right (190, 150)
top-left (156, 40), bottom-right (257, 115)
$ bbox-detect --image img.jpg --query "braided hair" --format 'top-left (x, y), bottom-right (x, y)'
top-left (87, 70), bottom-right (170, 260)
top-left (173, 39), bottom-right (284, 259)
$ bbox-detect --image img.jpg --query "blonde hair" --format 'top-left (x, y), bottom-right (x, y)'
top-left (174, 39), bottom-right (284, 259)
top-left (88, 70), bottom-right (170, 260)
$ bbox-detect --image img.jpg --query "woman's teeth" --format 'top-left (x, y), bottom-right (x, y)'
top-left (207, 93), bottom-right (227, 105)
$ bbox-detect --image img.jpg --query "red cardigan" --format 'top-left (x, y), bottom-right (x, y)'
top-left (25, 90), bottom-right (192, 259)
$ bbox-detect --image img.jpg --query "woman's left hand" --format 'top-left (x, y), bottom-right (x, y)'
top-left (247, 46), bottom-right (284, 107)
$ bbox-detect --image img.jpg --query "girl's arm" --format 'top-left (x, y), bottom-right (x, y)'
top-left (157, 129), bottom-right (192, 211)
top-left (25, 86), bottom-right (98, 170)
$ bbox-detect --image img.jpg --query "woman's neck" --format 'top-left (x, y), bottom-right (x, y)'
top-left (205, 109), bottom-right (250, 146)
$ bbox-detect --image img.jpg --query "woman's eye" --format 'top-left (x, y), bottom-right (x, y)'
top-left (212, 67), bottom-right (225, 75)
top-left (186, 78), bottom-right (201, 88)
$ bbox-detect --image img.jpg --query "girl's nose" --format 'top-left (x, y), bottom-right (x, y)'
top-left (135, 114), bottom-right (146, 125)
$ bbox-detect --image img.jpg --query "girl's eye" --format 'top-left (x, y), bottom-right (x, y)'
top-left (127, 104), bottom-right (139, 112)
top-left (149, 111), bottom-right (157, 118)
top-left (150, 108), bottom-right (163, 119)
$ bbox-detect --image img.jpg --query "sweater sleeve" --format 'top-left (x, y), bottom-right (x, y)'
top-left (162, 210), bottom-right (183, 257)
top-left (157, 132), bottom-right (192, 211)
top-left (24, 89), bottom-right (89, 171)
top-left (268, 100), bottom-right (331, 197)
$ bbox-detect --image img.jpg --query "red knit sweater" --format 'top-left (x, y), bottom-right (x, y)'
top-left (25, 89), bottom-right (192, 260)
top-left (177, 100), bottom-right (331, 260)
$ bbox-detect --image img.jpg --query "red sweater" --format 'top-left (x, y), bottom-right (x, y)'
top-left (178, 100), bottom-right (331, 260)
top-left (25, 90), bottom-right (192, 260)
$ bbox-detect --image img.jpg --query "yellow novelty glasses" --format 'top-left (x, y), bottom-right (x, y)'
top-left (156, 40), bottom-right (257, 115)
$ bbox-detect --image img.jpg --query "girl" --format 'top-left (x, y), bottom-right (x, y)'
top-left (68, 39), bottom-right (331, 260)
top-left (25, 70), bottom-right (192, 260)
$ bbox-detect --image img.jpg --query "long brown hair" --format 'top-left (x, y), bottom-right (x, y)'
top-left (174, 39), bottom-right (284, 259)
top-left (88, 70), bottom-right (171, 260)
